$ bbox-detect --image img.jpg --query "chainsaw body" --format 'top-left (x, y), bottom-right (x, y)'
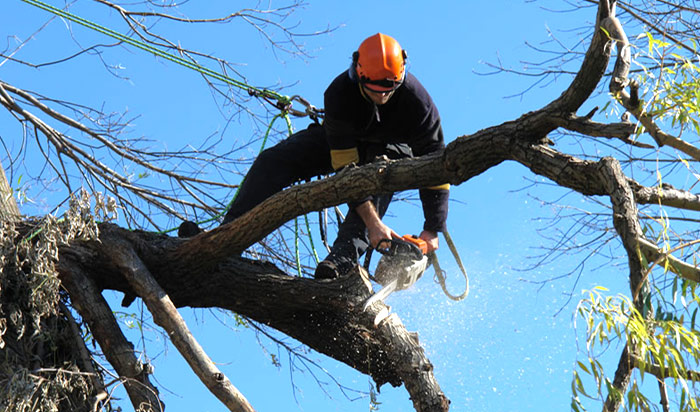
top-left (374, 235), bottom-right (429, 289)
top-left (363, 235), bottom-right (429, 311)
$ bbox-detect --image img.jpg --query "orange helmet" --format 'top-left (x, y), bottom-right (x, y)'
top-left (354, 33), bottom-right (407, 92)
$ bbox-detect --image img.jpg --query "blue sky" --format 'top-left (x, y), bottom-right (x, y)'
top-left (0, 1), bottom-right (639, 411)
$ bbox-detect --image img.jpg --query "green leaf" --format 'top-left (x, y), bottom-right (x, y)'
top-left (577, 360), bottom-right (591, 375)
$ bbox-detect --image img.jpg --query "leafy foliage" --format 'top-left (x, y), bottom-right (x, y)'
top-left (573, 285), bottom-right (700, 411)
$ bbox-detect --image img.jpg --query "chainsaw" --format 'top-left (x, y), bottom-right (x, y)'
top-left (362, 234), bottom-right (430, 311)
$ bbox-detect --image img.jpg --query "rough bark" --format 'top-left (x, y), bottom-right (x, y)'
top-left (51, 122), bottom-right (699, 411)
top-left (58, 225), bottom-right (450, 411)
top-left (0, 161), bottom-right (19, 222)
top-left (58, 252), bottom-right (163, 411)
top-left (598, 157), bottom-right (646, 412)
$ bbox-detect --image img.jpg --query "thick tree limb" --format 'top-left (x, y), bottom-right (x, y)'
top-left (59, 136), bottom-right (700, 411)
top-left (545, 0), bottom-right (614, 113)
top-left (602, 14), bottom-right (631, 94)
top-left (598, 157), bottom-right (646, 412)
top-left (58, 300), bottom-right (108, 407)
top-left (45, 1), bottom-right (700, 410)
top-left (60, 227), bottom-right (450, 411)
top-left (63, 131), bottom-right (700, 412)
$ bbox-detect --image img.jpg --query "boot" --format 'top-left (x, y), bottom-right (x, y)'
top-left (178, 221), bottom-right (202, 238)
top-left (314, 258), bottom-right (354, 280)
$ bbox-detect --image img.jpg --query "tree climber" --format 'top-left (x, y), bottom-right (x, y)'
top-left (182, 33), bottom-right (449, 280)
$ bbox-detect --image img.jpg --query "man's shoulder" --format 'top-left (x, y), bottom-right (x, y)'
top-left (326, 70), bottom-right (354, 94)
top-left (396, 72), bottom-right (438, 117)
top-left (324, 70), bottom-right (365, 114)
top-left (402, 72), bottom-right (432, 98)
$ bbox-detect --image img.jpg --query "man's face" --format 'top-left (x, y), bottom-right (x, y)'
top-left (363, 86), bottom-right (395, 105)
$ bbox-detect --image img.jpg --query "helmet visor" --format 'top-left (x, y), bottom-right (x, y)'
top-left (361, 78), bottom-right (402, 93)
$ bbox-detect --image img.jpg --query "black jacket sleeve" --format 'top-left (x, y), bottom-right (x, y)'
top-left (402, 75), bottom-right (449, 232)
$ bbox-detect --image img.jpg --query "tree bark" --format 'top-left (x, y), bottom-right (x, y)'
top-left (59, 225), bottom-right (451, 411)
top-left (0, 161), bottom-right (19, 222)
top-left (58, 250), bottom-right (163, 411)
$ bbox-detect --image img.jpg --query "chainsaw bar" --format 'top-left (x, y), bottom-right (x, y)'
top-left (362, 279), bottom-right (398, 311)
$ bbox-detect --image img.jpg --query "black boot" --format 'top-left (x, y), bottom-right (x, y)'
top-left (178, 221), bottom-right (202, 238)
top-left (314, 257), bottom-right (355, 280)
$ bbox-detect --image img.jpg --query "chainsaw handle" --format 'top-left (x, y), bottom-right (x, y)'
top-left (374, 238), bottom-right (395, 256)
top-left (374, 236), bottom-right (426, 260)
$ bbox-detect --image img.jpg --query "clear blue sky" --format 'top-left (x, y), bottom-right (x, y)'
top-left (1, 1), bottom-right (634, 411)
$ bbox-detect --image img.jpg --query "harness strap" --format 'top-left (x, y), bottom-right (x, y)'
top-left (431, 227), bottom-right (469, 301)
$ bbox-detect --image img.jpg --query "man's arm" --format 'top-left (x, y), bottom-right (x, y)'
top-left (419, 230), bottom-right (439, 252)
top-left (356, 201), bottom-right (440, 253)
top-left (355, 201), bottom-right (399, 249)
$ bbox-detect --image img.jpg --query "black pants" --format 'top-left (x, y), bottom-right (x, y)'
top-left (223, 123), bottom-right (411, 269)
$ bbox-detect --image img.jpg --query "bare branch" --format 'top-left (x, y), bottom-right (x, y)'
top-left (550, 112), bottom-right (649, 147)
top-left (637, 238), bottom-right (700, 283)
top-left (58, 250), bottom-right (162, 411)
top-left (105, 235), bottom-right (256, 412)
top-left (630, 180), bottom-right (700, 212)
top-left (617, 82), bottom-right (700, 160)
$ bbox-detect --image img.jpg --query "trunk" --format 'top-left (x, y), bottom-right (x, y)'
top-left (0, 162), bottom-right (19, 221)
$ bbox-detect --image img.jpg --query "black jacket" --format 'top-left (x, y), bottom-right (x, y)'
top-left (322, 70), bottom-right (449, 232)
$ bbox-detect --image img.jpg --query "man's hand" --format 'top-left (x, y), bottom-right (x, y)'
top-left (419, 230), bottom-right (439, 253)
top-left (367, 220), bottom-right (399, 250)
top-left (356, 201), bottom-right (399, 249)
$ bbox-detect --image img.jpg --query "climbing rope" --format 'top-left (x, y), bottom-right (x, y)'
top-left (22, 1), bottom-right (277, 103)
top-left (24, 0), bottom-right (326, 274)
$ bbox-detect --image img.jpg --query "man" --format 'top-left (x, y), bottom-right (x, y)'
top-left (185, 33), bottom-right (449, 280)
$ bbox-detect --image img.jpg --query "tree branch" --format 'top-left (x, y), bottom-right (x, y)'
top-left (631, 180), bottom-right (700, 212)
top-left (597, 155), bottom-right (646, 412)
top-left (58, 250), bottom-right (163, 412)
top-left (600, 12), bottom-right (700, 160)
top-left (636, 238), bottom-right (700, 283)
top-left (617, 81), bottom-right (700, 160)
top-left (104, 233), bottom-right (256, 412)
top-left (550, 112), bottom-right (648, 147)
top-left (59, 225), bottom-right (450, 411)
top-left (632, 354), bottom-right (700, 382)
